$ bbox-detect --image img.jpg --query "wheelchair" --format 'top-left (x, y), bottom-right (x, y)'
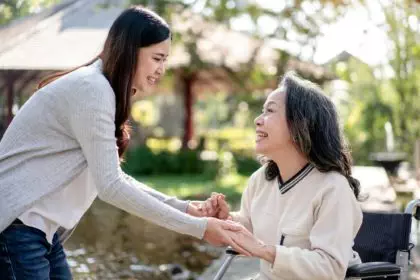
top-left (213, 199), bottom-right (420, 280)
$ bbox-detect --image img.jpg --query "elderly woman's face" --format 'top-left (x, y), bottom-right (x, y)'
top-left (254, 89), bottom-right (293, 156)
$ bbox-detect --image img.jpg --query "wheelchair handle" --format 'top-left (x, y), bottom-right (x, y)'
top-left (226, 247), bottom-right (240, 255)
top-left (405, 199), bottom-right (420, 220)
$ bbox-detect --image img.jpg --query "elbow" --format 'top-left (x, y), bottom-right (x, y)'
top-left (311, 253), bottom-right (347, 280)
top-left (96, 177), bottom-right (121, 202)
top-left (97, 188), bottom-right (109, 201)
top-left (316, 260), bottom-right (346, 280)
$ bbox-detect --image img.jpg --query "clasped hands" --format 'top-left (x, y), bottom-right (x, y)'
top-left (187, 193), bottom-right (274, 262)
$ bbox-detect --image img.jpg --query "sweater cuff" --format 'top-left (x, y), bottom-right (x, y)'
top-left (190, 217), bottom-right (208, 239)
top-left (168, 198), bottom-right (190, 213)
top-left (269, 245), bottom-right (289, 275)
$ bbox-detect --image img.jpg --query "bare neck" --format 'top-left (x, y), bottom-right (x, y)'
top-left (271, 147), bottom-right (309, 182)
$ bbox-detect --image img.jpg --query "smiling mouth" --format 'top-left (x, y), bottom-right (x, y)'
top-left (147, 76), bottom-right (159, 85)
top-left (256, 131), bottom-right (268, 142)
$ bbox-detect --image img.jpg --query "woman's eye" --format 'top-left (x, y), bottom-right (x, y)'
top-left (153, 58), bottom-right (161, 62)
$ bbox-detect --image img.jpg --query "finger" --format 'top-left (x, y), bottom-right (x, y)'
top-left (205, 200), bottom-right (214, 215)
top-left (221, 220), bottom-right (243, 231)
top-left (217, 196), bottom-right (230, 211)
top-left (227, 235), bottom-right (252, 257)
top-left (211, 192), bottom-right (222, 197)
top-left (227, 216), bottom-right (233, 221)
top-left (210, 195), bottom-right (218, 208)
top-left (217, 207), bottom-right (230, 220)
top-left (201, 202), bottom-right (208, 215)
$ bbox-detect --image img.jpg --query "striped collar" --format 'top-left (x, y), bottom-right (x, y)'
top-left (278, 163), bottom-right (314, 194)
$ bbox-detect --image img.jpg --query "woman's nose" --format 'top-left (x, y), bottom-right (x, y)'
top-left (156, 62), bottom-right (166, 75)
top-left (254, 114), bottom-right (263, 126)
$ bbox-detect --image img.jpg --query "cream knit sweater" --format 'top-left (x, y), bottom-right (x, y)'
top-left (232, 165), bottom-right (363, 280)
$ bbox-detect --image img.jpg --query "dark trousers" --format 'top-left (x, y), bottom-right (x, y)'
top-left (0, 219), bottom-right (72, 280)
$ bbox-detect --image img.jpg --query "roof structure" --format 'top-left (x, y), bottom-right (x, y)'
top-left (0, 0), bottom-right (331, 80)
top-left (0, 0), bottom-right (278, 71)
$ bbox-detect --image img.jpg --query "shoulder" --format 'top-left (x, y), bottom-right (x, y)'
top-left (312, 170), bottom-right (359, 206)
top-left (313, 170), bottom-right (363, 225)
top-left (56, 61), bottom-right (115, 108)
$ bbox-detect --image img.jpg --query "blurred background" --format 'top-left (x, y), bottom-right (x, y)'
top-left (0, 0), bottom-right (419, 279)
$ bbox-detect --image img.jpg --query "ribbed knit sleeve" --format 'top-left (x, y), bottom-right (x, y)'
top-left (122, 173), bottom-right (190, 212)
top-left (67, 78), bottom-right (207, 239)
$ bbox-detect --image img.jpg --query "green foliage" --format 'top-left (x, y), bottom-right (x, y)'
top-left (136, 172), bottom-right (248, 204)
top-left (0, 0), bottom-right (59, 25)
top-left (122, 145), bottom-right (219, 178)
top-left (334, 1), bottom-right (420, 164)
top-left (233, 153), bottom-right (261, 176)
top-left (128, 0), bottom-right (351, 91)
top-left (384, 0), bottom-right (420, 156)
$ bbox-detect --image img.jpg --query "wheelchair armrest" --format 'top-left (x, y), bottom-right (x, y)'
top-left (225, 247), bottom-right (240, 255)
top-left (346, 262), bottom-right (401, 278)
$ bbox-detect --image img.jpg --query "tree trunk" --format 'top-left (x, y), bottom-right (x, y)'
top-left (181, 74), bottom-right (195, 149)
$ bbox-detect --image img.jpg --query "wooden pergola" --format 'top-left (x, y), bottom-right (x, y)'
top-left (0, 0), bottom-right (333, 146)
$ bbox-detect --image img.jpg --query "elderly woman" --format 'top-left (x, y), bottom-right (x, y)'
top-left (205, 72), bottom-right (363, 280)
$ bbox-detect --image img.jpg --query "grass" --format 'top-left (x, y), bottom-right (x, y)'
top-left (135, 172), bottom-right (248, 205)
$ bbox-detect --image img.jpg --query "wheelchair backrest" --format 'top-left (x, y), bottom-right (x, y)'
top-left (353, 212), bottom-right (412, 263)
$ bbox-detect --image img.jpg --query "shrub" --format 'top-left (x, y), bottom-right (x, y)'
top-left (233, 153), bottom-right (261, 176)
top-left (122, 146), bottom-right (219, 179)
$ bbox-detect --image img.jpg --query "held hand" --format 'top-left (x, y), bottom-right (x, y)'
top-left (187, 201), bottom-right (207, 217)
top-left (202, 192), bottom-right (232, 220)
top-left (214, 194), bottom-right (231, 220)
top-left (203, 217), bottom-right (252, 256)
top-left (187, 192), bottom-right (232, 219)
top-left (230, 228), bottom-right (276, 263)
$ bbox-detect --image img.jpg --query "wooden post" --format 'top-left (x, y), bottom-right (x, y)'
top-left (181, 73), bottom-right (195, 149)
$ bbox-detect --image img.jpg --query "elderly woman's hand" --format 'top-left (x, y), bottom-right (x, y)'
top-left (187, 192), bottom-right (232, 220)
top-left (229, 227), bottom-right (276, 263)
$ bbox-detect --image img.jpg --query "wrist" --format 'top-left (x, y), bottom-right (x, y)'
top-left (259, 244), bottom-right (276, 263)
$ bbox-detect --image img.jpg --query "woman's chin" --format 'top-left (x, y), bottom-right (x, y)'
top-left (134, 86), bottom-right (152, 97)
top-left (255, 144), bottom-right (267, 156)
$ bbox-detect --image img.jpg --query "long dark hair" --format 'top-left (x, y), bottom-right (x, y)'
top-left (265, 72), bottom-right (361, 199)
top-left (38, 6), bottom-right (171, 158)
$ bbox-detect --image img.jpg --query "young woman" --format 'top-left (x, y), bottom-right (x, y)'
top-left (205, 73), bottom-right (363, 279)
top-left (0, 6), bottom-right (248, 279)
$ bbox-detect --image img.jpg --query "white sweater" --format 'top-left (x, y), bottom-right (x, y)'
top-left (19, 168), bottom-right (97, 244)
top-left (232, 164), bottom-right (363, 280)
top-left (0, 59), bottom-right (207, 239)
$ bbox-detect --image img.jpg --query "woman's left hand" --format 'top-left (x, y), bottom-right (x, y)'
top-left (229, 228), bottom-right (276, 263)
top-left (187, 200), bottom-right (214, 217)
top-left (187, 192), bottom-right (231, 219)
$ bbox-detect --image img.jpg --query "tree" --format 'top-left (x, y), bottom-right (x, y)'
top-left (0, 0), bottom-right (59, 25)
top-left (383, 0), bottom-right (420, 155)
top-left (129, 0), bottom-right (351, 147)
top-left (332, 0), bottom-right (419, 163)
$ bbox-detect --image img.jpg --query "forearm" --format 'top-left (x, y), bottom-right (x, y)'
top-left (123, 173), bottom-right (189, 212)
top-left (259, 244), bottom-right (276, 264)
top-left (267, 245), bottom-right (344, 280)
top-left (230, 211), bottom-right (252, 232)
top-left (98, 178), bottom-right (207, 239)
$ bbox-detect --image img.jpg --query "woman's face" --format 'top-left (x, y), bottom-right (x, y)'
top-left (132, 38), bottom-right (171, 96)
top-left (254, 89), bottom-right (293, 156)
